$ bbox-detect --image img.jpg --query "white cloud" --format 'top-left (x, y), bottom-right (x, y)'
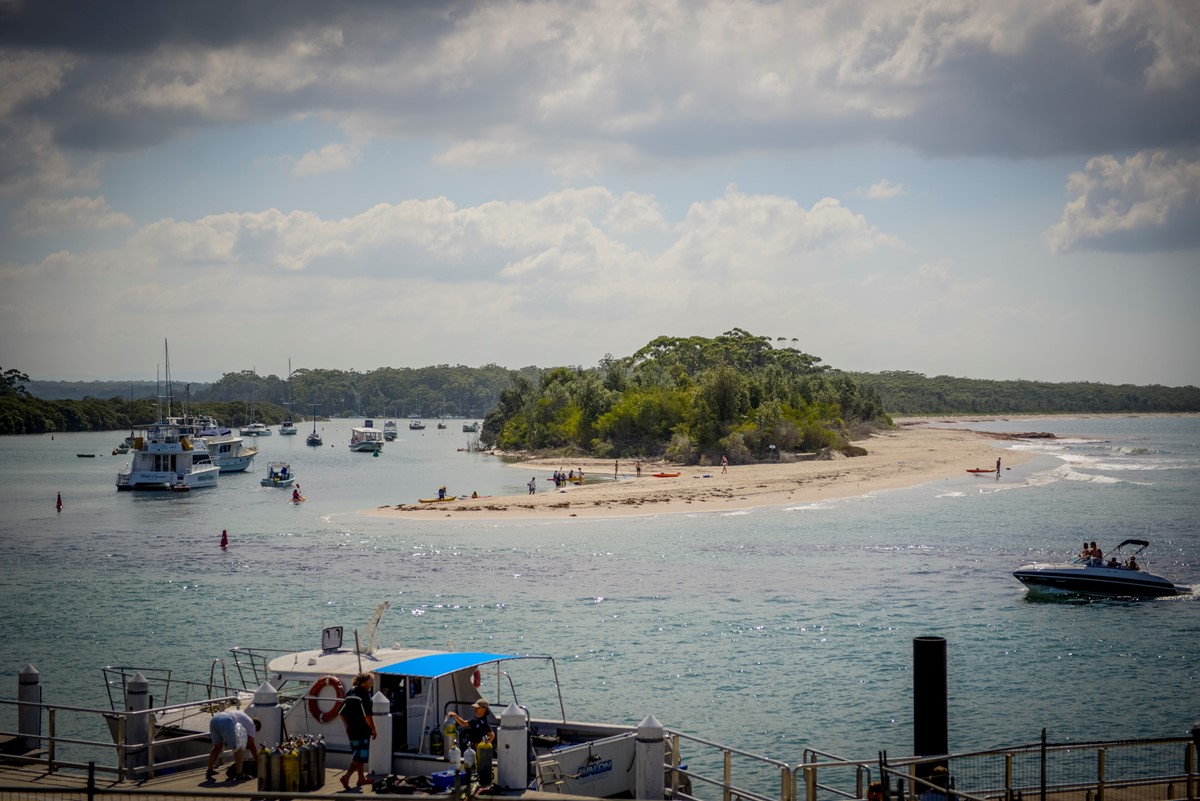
top-left (867, 179), bottom-right (905, 200)
top-left (1045, 149), bottom-right (1200, 253)
top-left (293, 141), bottom-right (361, 175)
top-left (12, 195), bottom-right (132, 236)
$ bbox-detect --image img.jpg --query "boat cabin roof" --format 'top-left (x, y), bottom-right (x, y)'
top-left (266, 646), bottom-right (542, 683)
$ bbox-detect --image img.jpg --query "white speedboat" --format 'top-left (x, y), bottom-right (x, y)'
top-left (115, 423), bottom-right (220, 491)
top-left (278, 417), bottom-right (297, 436)
top-left (350, 424), bottom-right (384, 453)
top-left (240, 422), bottom-right (271, 437)
top-left (409, 419), bottom-right (426, 430)
top-left (383, 420), bottom-right (398, 441)
top-left (1014, 539), bottom-right (1188, 598)
top-left (260, 461), bottom-right (295, 488)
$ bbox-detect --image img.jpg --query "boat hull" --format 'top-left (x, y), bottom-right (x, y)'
top-left (1013, 563), bottom-right (1183, 598)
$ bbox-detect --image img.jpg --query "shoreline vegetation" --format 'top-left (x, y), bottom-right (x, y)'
top-left (371, 419), bottom-right (1040, 521)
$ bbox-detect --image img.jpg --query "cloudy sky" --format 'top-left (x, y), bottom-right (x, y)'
top-left (2, 0), bottom-right (1198, 386)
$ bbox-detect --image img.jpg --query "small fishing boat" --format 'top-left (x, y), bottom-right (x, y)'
top-left (77, 453), bottom-right (95, 458)
top-left (1014, 539), bottom-right (1189, 598)
top-left (408, 419), bottom-right (426, 430)
top-left (260, 461), bottom-right (295, 488)
top-left (278, 416), bottom-right (297, 436)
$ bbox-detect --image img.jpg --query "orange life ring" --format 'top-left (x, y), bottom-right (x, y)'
top-left (471, 669), bottom-right (481, 688)
top-left (308, 675), bottom-right (345, 723)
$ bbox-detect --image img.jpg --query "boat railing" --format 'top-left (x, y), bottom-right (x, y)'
top-left (0, 693), bottom-right (236, 781)
top-left (101, 665), bottom-right (251, 713)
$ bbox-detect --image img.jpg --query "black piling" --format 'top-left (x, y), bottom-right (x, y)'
top-left (913, 636), bottom-right (948, 781)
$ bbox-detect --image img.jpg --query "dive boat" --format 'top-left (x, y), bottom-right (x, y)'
top-left (349, 424), bottom-right (384, 453)
top-left (115, 422), bottom-right (220, 491)
top-left (260, 461), bottom-right (295, 488)
top-left (1013, 539), bottom-right (1189, 598)
top-left (102, 602), bottom-right (685, 797)
top-left (383, 420), bottom-right (398, 441)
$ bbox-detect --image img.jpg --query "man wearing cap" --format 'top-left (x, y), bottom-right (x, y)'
top-left (447, 699), bottom-right (495, 749)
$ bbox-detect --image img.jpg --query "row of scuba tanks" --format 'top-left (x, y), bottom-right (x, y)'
top-left (257, 735), bottom-right (327, 793)
top-left (430, 721), bottom-right (495, 787)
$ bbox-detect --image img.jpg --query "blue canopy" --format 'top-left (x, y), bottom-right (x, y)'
top-left (374, 652), bottom-right (520, 679)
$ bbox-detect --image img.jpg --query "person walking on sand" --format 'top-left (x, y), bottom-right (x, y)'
top-left (996, 456), bottom-right (1002, 478)
top-left (528, 477), bottom-right (536, 495)
top-left (721, 454), bottom-right (728, 474)
top-left (614, 459), bottom-right (619, 478)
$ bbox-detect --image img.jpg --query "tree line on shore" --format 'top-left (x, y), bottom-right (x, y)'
top-left (3, 336), bottom-right (1199, 458)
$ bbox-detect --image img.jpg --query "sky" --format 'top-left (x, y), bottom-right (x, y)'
top-left (1, 0), bottom-right (1198, 386)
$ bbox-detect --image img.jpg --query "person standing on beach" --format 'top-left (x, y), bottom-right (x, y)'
top-left (614, 459), bottom-right (619, 478)
top-left (528, 477), bottom-right (536, 495)
top-left (721, 454), bottom-right (728, 474)
top-left (996, 456), bottom-right (1001, 478)
top-left (635, 460), bottom-right (642, 478)
top-left (339, 673), bottom-right (377, 789)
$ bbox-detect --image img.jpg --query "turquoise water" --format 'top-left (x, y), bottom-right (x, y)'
top-left (1, 416), bottom-right (1197, 762)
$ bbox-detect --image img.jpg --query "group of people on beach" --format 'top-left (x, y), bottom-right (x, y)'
top-left (550, 468), bottom-right (584, 488)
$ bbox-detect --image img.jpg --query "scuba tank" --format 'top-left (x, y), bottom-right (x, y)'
top-left (448, 738), bottom-right (461, 768)
top-left (257, 743), bottom-right (271, 792)
top-left (476, 740), bottom-right (494, 787)
top-left (430, 725), bottom-right (444, 756)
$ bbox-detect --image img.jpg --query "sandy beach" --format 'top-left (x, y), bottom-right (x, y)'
top-left (369, 420), bottom-right (1034, 521)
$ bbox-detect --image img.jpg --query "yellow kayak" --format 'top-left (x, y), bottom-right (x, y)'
top-left (419, 496), bottom-right (457, 503)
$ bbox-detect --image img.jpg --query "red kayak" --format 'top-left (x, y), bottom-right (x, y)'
top-left (966, 468), bottom-right (997, 474)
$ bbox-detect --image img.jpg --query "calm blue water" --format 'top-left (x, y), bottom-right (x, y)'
top-left (1, 416), bottom-right (1197, 762)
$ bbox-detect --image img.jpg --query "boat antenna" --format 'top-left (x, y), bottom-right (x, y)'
top-left (354, 630), bottom-right (363, 674)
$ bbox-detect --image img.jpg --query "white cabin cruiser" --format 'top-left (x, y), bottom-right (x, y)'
top-left (383, 420), bottom-right (398, 441)
top-left (1014, 539), bottom-right (1188, 598)
top-left (115, 423), bottom-right (220, 491)
top-left (240, 422), bottom-right (271, 437)
top-left (279, 417), bottom-right (297, 436)
top-left (202, 433), bottom-right (258, 473)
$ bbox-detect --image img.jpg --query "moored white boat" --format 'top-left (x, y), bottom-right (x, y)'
top-left (383, 420), bottom-right (398, 441)
top-left (240, 422), bottom-right (271, 436)
top-left (1014, 539), bottom-right (1188, 598)
top-left (115, 423), bottom-right (220, 491)
top-left (350, 424), bottom-right (384, 452)
top-left (279, 417), bottom-right (297, 436)
top-left (409, 419), bottom-right (426, 430)
top-left (202, 433), bottom-right (258, 473)
top-left (462, 421), bottom-right (479, 433)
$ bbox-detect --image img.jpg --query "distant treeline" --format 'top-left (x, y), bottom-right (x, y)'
top-left (849, 370), bottom-right (1200, 415)
top-left (3, 351), bottom-right (1198, 441)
